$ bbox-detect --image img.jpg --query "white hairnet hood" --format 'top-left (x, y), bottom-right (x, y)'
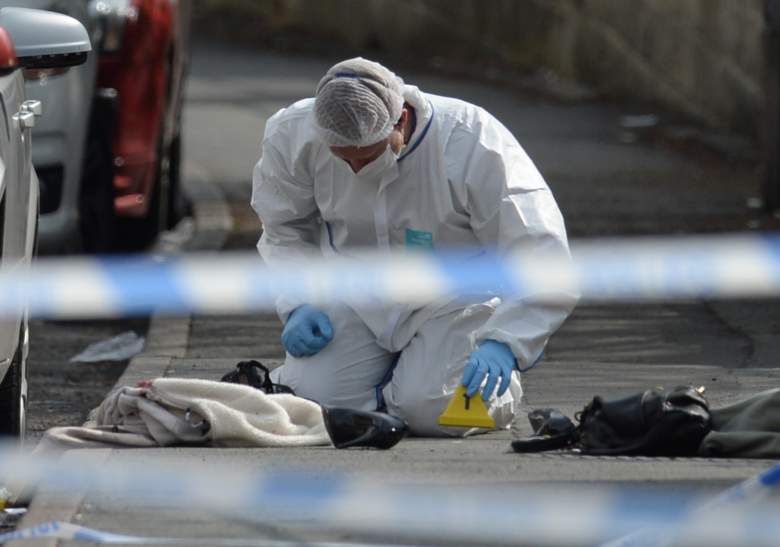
top-left (314, 57), bottom-right (405, 147)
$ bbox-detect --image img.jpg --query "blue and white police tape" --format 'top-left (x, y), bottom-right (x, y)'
top-left (602, 463), bottom-right (780, 547)
top-left (0, 520), bottom-right (406, 546)
top-left (0, 521), bottom-right (160, 545)
top-left (1, 447), bottom-right (780, 546)
top-left (3, 233), bottom-right (780, 319)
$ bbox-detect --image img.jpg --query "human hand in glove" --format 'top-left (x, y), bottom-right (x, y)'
top-left (282, 305), bottom-right (334, 357)
top-left (462, 340), bottom-right (517, 401)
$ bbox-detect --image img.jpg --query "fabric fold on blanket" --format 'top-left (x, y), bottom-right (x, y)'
top-left (39, 378), bottom-right (333, 451)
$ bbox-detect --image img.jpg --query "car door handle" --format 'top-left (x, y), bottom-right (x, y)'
top-left (13, 111), bottom-right (35, 130)
top-left (21, 100), bottom-right (42, 116)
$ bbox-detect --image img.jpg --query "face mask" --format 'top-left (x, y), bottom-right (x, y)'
top-left (353, 145), bottom-right (398, 181)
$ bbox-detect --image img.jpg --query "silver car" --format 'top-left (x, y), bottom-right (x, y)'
top-left (0, 7), bottom-right (90, 437)
top-left (0, 0), bottom-right (98, 254)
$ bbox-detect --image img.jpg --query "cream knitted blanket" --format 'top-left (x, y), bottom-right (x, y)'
top-left (39, 378), bottom-right (332, 450)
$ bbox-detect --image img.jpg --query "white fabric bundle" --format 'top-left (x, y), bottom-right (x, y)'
top-left (39, 378), bottom-right (332, 450)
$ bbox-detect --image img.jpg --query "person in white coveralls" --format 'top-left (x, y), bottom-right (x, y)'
top-left (251, 57), bottom-right (577, 436)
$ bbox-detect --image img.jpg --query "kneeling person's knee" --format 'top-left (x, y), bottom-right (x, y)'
top-left (388, 389), bottom-right (463, 437)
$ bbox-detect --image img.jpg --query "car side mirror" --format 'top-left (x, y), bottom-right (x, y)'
top-left (0, 7), bottom-right (91, 70)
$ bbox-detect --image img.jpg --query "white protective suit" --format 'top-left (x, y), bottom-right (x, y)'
top-left (251, 85), bottom-right (578, 436)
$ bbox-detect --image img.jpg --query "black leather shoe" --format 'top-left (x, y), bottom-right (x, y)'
top-left (321, 407), bottom-right (408, 449)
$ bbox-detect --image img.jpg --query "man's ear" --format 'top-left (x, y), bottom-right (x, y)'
top-left (395, 107), bottom-right (409, 129)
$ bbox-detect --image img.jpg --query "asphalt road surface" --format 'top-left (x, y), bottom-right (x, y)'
top-left (25, 317), bottom-right (148, 441)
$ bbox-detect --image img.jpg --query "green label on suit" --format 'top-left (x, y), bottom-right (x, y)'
top-left (405, 228), bottom-right (434, 250)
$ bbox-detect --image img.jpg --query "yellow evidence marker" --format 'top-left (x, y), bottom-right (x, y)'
top-left (438, 385), bottom-right (496, 429)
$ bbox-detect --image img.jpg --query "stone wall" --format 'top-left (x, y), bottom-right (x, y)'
top-left (195, 0), bottom-right (768, 134)
top-left (558, 0), bottom-right (766, 134)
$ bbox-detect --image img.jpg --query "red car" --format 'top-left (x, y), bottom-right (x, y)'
top-left (86, 0), bottom-right (191, 250)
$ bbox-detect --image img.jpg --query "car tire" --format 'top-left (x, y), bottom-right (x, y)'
top-left (79, 94), bottom-right (117, 253)
top-left (0, 323), bottom-right (28, 439)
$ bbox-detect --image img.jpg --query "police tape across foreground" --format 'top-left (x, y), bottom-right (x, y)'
top-left (0, 447), bottom-right (779, 547)
top-left (1, 233), bottom-right (779, 320)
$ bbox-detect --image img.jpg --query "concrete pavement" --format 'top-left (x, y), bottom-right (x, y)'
top-left (11, 43), bottom-right (780, 545)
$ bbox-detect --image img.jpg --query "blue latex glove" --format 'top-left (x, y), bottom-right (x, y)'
top-left (281, 305), bottom-right (334, 357)
top-left (462, 340), bottom-right (516, 401)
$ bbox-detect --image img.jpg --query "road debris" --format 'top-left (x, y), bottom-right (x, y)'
top-left (69, 331), bottom-right (145, 363)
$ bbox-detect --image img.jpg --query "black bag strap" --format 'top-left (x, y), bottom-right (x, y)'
top-left (510, 408), bottom-right (577, 453)
top-left (220, 360), bottom-right (296, 395)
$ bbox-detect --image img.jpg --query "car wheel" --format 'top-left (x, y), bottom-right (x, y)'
top-left (0, 323), bottom-right (28, 439)
top-left (79, 94), bottom-right (117, 253)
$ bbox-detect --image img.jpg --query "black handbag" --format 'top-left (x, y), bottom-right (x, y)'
top-left (512, 386), bottom-right (712, 456)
